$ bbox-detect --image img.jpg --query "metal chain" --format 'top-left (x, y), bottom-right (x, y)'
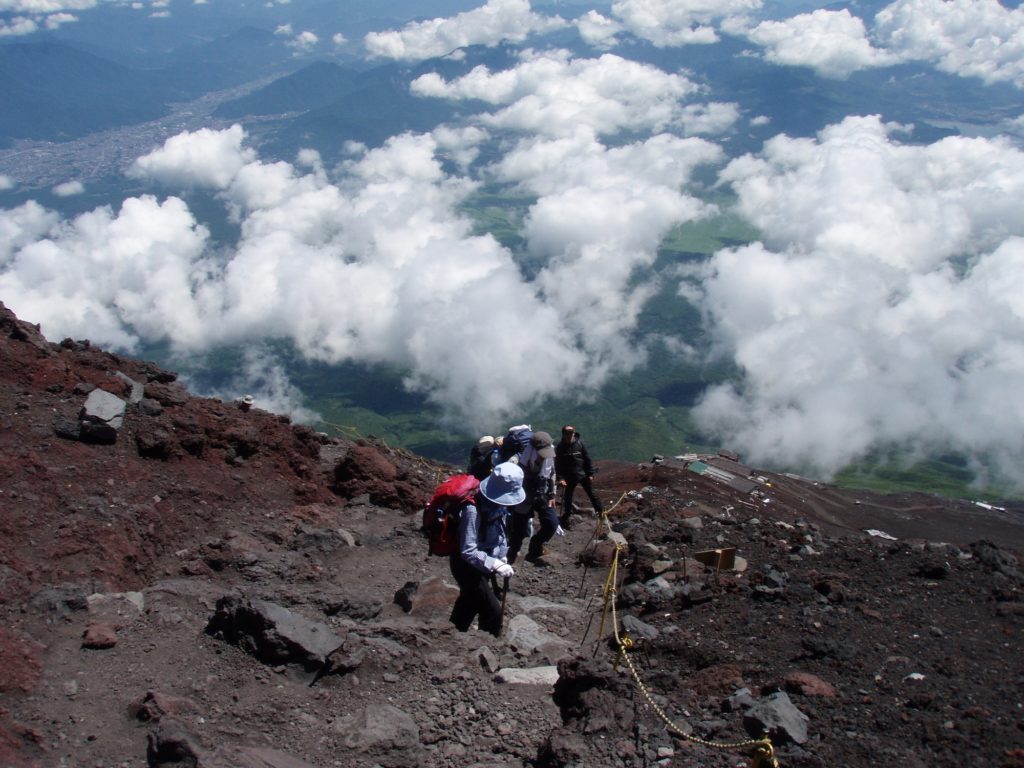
top-left (598, 544), bottom-right (779, 767)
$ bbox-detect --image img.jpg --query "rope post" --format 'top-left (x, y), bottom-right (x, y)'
top-left (581, 505), bottom-right (780, 768)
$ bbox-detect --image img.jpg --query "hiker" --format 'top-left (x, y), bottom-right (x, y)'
top-left (555, 425), bottom-right (603, 529)
top-left (467, 435), bottom-right (496, 480)
top-left (497, 423), bottom-right (533, 464)
top-left (450, 462), bottom-right (523, 636)
top-left (507, 430), bottom-right (560, 564)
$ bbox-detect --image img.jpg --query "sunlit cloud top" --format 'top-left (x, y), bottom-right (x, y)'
top-left (364, 0), bottom-right (567, 61)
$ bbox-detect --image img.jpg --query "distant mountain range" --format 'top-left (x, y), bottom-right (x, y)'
top-left (0, 29), bottom-right (291, 148)
top-left (0, 42), bottom-right (171, 145)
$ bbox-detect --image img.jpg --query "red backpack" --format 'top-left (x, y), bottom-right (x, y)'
top-left (422, 474), bottom-right (480, 556)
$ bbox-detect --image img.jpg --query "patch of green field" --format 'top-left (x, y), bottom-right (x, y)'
top-left (833, 456), bottom-right (1018, 502)
top-left (658, 208), bottom-right (762, 258)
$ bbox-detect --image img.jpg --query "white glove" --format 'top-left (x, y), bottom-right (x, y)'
top-left (495, 563), bottom-right (514, 578)
top-left (555, 525), bottom-right (566, 537)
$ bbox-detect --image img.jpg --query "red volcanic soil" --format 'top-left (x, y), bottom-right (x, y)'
top-left (1, 300), bottom-right (1022, 768)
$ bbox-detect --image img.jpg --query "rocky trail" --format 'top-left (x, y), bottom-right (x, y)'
top-left (1, 300), bottom-right (1023, 768)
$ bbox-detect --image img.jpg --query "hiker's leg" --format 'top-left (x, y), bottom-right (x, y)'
top-left (506, 509), bottom-right (531, 564)
top-left (536, 502), bottom-right (558, 541)
top-left (560, 479), bottom-right (579, 527)
top-left (477, 577), bottom-right (504, 636)
top-left (449, 557), bottom-right (478, 631)
top-left (580, 476), bottom-right (603, 514)
top-left (527, 502), bottom-right (559, 559)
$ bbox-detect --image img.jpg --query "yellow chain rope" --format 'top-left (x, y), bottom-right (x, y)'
top-left (590, 515), bottom-right (778, 768)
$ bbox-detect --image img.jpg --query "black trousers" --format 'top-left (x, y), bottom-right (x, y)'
top-left (449, 555), bottom-right (503, 636)
top-left (561, 475), bottom-right (603, 524)
top-left (507, 498), bottom-right (559, 563)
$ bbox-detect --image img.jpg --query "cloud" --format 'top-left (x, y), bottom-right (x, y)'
top-left (187, 346), bottom-right (321, 424)
top-left (0, 0), bottom-right (94, 10)
top-left (2, 127), bottom-right (603, 427)
top-left (608, 0), bottom-right (763, 47)
top-left (729, 0), bottom-right (1024, 87)
top-left (128, 124), bottom-right (256, 189)
top-left (44, 11), bottom-right (76, 27)
top-left (574, 10), bottom-right (623, 49)
top-left (364, 0), bottom-right (567, 62)
top-left (692, 115), bottom-right (1024, 486)
top-left (52, 180), bottom-right (84, 197)
top-left (431, 123), bottom-right (489, 170)
top-left (494, 130), bottom-right (723, 372)
top-left (0, 115), bottom-right (731, 429)
top-left (412, 50), bottom-right (725, 138)
top-left (874, 0), bottom-right (1024, 88)
top-left (0, 195), bottom-right (212, 351)
top-left (0, 15), bottom-right (37, 35)
top-left (0, 200), bottom-right (59, 263)
top-left (738, 9), bottom-right (900, 79)
top-left (0, 175), bottom-right (14, 191)
top-left (287, 30), bottom-right (318, 52)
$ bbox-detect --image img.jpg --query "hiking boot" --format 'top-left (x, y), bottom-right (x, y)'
top-left (525, 539), bottom-right (545, 563)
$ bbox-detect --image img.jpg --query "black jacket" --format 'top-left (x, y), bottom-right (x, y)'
top-left (555, 433), bottom-right (594, 480)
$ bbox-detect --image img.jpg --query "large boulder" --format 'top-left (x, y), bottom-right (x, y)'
top-left (332, 442), bottom-right (424, 509)
top-left (79, 388), bottom-right (126, 444)
top-left (204, 595), bottom-right (344, 682)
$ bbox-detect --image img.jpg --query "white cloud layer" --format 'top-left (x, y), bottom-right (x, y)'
top-left (2, 128), bottom-right (592, 426)
top-left (412, 50), bottom-right (735, 138)
top-left (874, 0), bottom-right (1024, 88)
top-left (0, 116), bottom-right (725, 428)
top-left (495, 129), bottom-right (723, 374)
top-left (724, 0), bottom-right (1024, 85)
top-left (739, 9), bottom-right (900, 79)
top-left (364, 0), bottom-right (567, 61)
top-left (608, 0), bottom-right (763, 47)
top-left (0, 0), bottom-right (94, 10)
top-left (565, 0), bottom-right (1024, 87)
top-left (693, 115), bottom-right (1024, 485)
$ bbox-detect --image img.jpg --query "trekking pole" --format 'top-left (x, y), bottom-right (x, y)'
top-left (499, 576), bottom-right (510, 636)
top-left (491, 573), bottom-right (512, 638)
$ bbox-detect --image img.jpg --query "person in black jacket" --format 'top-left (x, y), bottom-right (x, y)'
top-left (554, 425), bottom-right (603, 529)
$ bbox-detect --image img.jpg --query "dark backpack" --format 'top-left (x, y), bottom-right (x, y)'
top-left (422, 474), bottom-right (480, 556)
top-left (499, 426), bottom-right (533, 463)
top-left (467, 444), bottom-right (495, 480)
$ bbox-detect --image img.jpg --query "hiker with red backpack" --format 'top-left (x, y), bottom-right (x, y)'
top-left (438, 462), bottom-right (524, 636)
